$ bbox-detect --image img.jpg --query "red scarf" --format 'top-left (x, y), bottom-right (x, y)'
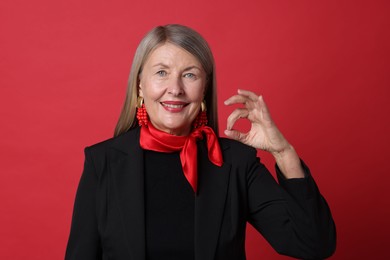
top-left (139, 123), bottom-right (223, 193)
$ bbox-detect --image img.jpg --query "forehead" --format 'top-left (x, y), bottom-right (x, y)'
top-left (145, 42), bottom-right (202, 67)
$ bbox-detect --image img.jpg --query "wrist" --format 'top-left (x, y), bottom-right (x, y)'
top-left (272, 145), bottom-right (305, 179)
top-left (271, 143), bottom-right (295, 159)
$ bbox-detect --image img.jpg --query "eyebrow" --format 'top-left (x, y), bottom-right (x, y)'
top-left (152, 63), bottom-right (169, 68)
top-left (152, 63), bottom-right (202, 72)
top-left (183, 66), bottom-right (202, 72)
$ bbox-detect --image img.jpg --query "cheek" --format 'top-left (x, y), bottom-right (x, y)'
top-left (189, 83), bottom-right (206, 101)
top-left (140, 82), bottom-right (162, 101)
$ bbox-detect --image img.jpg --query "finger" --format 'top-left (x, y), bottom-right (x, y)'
top-left (258, 96), bottom-right (273, 122)
top-left (224, 129), bottom-right (248, 143)
top-left (237, 89), bottom-right (260, 102)
top-left (226, 108), bottom-right (249, 130)
top-left (225, 89), bottom-right (262, 107)
top-left (224, 94), bottom-right (251, 106)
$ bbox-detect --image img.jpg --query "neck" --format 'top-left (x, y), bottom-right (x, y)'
top-left (149, 122), bottom-right (192, 137)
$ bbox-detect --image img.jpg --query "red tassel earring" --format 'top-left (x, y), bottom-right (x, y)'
top-left (136, 97), bottom-right (148, 126)
top-left (193, 101), bottom-right (208, 128)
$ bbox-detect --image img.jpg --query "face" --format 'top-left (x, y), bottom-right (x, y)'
top-left (139, 43), bottom-right (207, 136)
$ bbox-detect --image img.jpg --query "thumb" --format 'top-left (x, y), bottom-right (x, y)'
top-left (224, 129), bottom-right (247, 143)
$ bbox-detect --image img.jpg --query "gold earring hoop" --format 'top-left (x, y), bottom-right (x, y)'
top-left (193, 101), bottom-right (208, 128)
top-left (136, 97), bottom-right (148, 126)
top-left (201, 100), bottom-right (207, 112)
top-left (137, 97), bottom-right (144, 108)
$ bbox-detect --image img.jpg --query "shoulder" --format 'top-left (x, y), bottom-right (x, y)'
top-left (81, 127), bottom-right (141, 176)
top-left (84, 127), bottom-right (140, 158)
top-left (218, 137), bottom-right (258, 164)
top-left (219, 137), bottom-right (257, 154)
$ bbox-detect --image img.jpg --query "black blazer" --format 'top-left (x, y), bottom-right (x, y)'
top-left (65, 127), bottom-right (336, 260)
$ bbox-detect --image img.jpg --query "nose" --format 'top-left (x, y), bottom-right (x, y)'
top-left (167, 77), bottom-right (184, 96)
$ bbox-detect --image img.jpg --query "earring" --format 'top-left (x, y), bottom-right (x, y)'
top-left (193, 101), bottom-right (208, 128)
top-left (136, 97), bottom-right (148, 126)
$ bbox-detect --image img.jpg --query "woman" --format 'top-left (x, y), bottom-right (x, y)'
top-left (65, 24), bottom-right (336, 260)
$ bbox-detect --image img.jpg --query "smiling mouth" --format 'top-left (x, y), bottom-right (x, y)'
top-left (160, 102), bottom-right (189, 112)
top-left (161, 101), bottom-right (189, 107)
top-left (161, 103), bottom-right (187, 108)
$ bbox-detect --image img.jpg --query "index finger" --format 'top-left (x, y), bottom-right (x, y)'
top-left (237, 89), bottom-right (260, 102)
top-left (224, 94), bottom-right (250, 106)
top-left (224, 89), bottom-right (260, 105)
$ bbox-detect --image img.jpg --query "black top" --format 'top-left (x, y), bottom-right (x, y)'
top-left (65, 127), bottom-right (336, 260)
top-left (144, 150), bottom-right (195, 260)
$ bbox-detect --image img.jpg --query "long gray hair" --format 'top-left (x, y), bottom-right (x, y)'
top-left (114, 24), bottom-right (218, 137)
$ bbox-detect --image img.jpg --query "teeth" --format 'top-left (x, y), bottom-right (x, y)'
top-left (162, 103), bottom-right (184, 108)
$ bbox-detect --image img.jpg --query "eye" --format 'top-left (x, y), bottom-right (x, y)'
top-left (184, 73), bottom-right (196, 79)
top-left (156, 70), bottom-right (167, 77)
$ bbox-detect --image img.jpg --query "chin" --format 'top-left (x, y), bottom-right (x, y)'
top-left (161, 123), bottom-right (191, 136)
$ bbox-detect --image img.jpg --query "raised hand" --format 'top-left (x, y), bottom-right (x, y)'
top-left (224, 89), bottom-right (304, 178)
top-left (224, 89), bottom-right (290, 154)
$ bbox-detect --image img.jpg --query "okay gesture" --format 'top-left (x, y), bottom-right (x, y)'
top-left (224, 89), bottom-right (305, 179)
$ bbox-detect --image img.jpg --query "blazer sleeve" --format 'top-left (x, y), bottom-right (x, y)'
top-left (65, 148), bottom-right (102, 260)
top-left (245, 150), bottom-right (336, 259)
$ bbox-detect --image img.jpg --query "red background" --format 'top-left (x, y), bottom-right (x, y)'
top-left (1, 0), bottom-right (389, 259)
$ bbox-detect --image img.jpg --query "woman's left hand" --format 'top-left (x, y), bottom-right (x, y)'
top-left (224, 89), bottom-right (305, 179)
top-left (224, 89), bottom-right (290, 154)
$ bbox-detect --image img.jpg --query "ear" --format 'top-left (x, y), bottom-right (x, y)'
top-left (138, 79), bottom-right (144, 97)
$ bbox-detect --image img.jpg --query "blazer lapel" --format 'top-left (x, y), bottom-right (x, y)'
top-left (195, 141), bottom-right (231, 260)
top-left (108, 128), bottom-right (145, 260)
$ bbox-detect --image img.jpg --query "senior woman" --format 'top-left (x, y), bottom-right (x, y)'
top-left (65, 24), bottom-right (336, 260)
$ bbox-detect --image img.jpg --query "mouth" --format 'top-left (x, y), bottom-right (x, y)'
top-left (160, 101), bottom-right (189, 112)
